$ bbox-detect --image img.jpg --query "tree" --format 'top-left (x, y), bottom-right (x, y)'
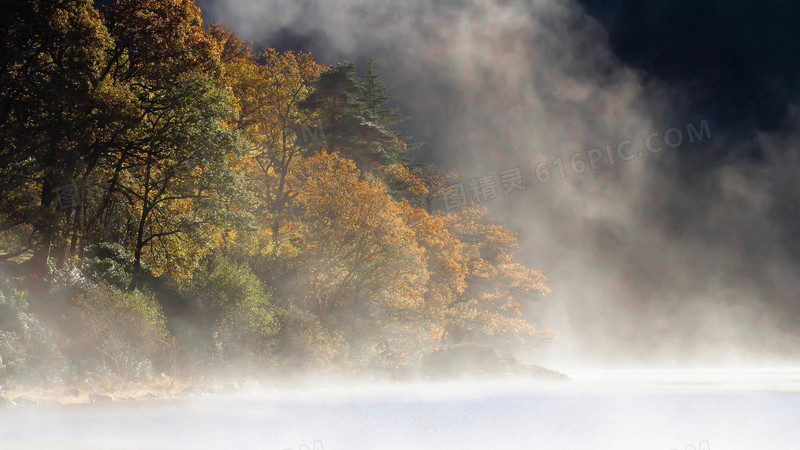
top-left (401, 204), bottom-right (467, 348)
top-left (444, 206), bottom-right (552, 345)
top-left (0, 0), bottom-right (230, 276)
top-left (286, 151), bottom-right (429, 368)
top-left (101, 0), bottom-right (220, 88)
top-left (117, 73), bottom-right (247, 289)
top-left (220, 43), bottom-right (324, 252)
top-left (87, 0), bottom-right (249, 289)
top-left (300, 63), bottom-right (407, 169)
top-left (360, 57), bottom-right (406, 129)
top-left (0, 0), bottom-right (131, 274)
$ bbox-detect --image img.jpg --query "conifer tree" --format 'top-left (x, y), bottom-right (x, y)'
top-left (301, 62), bottom-right (408, 168)
top-left (360, 57), bottom-right (405, 128)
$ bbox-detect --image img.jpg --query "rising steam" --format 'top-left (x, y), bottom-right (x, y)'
top-left (196, 0), bottom-right (800, 368)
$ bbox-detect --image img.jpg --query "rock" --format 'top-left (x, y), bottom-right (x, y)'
top-left (422, 343), bottom-right (569, 381)
top-left (90, 393), bottom-right (112, 402)
top-left (13, 396), bottom-right (38, 407)
top-left (517, 363), bottom-right (569, 380)
top-left (0, 396), bottom-right (13, 408)
top-left (385, 365), bottom-right (419, 381)
top-left (423, 343), bottom-right (515, 378)
top-left (141, 392), bottom-right (159, 400)
top-left (63, 388), bottom-right (80, 398)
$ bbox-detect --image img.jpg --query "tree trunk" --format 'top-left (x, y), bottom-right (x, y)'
top-left (28, 178), bottom-right (57, 276)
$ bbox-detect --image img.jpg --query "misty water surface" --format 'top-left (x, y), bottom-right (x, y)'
top-left (2, 370), bottom-right (800, 449)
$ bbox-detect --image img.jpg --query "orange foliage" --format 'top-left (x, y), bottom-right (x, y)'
top-left (444, 205), bottom-right (552, 344)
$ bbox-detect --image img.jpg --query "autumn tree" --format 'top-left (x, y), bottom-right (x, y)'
top-left (401, 204), bottom-right (466, 349)
top-left (0, 0), bottom-right (234, 277)
top-left (219, 41), bottom-right (324, 254)
top-left (285, 151), bottom-right (429, 368)
top-left (444, 206), bottom-right (552, 345)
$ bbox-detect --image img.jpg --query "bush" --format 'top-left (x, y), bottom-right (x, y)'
top-left (47, 259), bottom-right (91, 294)
top-left (82, 243), bottom-right (135, 289)
top-left (190, 259), bottom-right (280, 372)
top-left (277, 304), bottom-right (348, 371)
top-left (0, 286), bottom-right (70, 386)
top-left (72, 283), bottom-right (169, 382)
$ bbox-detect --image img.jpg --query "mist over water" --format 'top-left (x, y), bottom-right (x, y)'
top-left (3, 373), bottom-right (800, 449)
top-left (194, 0), bottom-right (800, 367)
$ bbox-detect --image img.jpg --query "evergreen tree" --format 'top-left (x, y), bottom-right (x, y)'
top-left (360, 57), bottom-right (406, 128)
top-left (300, 62), bottom-right (408, 168)
top-left (359, 57), bottom-right (420, 162)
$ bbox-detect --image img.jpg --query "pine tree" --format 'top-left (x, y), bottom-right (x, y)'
top-left (300, 62), bottom-right (410, 168)
top-left (300, 63), bottom-right (368, 160)
top-left (360, 57), bottom-right (406, 128)
top-left (359, 57), bottom-right (420, 161)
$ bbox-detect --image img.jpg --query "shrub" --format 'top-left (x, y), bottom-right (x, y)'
top-left (277, 304), bottom-right (348, 371)
top-left (0, 287), bottom-right (70, 386)
top-left (47, 259), bottom-right (91, 294)
top-left (72, 283), bottom-right (169, 382)
top-left (82, 243), bottom-right (135, 289)
top-left (190, 259), bottom-right (281, 372)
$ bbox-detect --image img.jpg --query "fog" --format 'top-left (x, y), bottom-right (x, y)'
top-left (195, 0), bottom-right (800, 368)
top-left (3, 373), bottom-right (800, 449)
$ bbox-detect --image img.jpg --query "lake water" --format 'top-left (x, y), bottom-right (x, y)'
top-left (2, 369), bottom-right (799, 449)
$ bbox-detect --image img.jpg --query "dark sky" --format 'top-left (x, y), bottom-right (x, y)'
top-left (579, 0), bottom-right (800, 148)
top-left (197, 0), bottom-right (800, 159)
top-left (196, 0), bottom-right (800, 366)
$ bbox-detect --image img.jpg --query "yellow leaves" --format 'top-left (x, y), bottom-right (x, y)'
top-left (208, 25), bottom-right (252, 64)
top-left (203, 32), bottom-right (552, 358)
top-left (50, 8), bottom-right (70, 30)
top-left (106, 0), bottom-right (221, 83)
top-left (225, 46), bottom-right (323, 137)
top-left (379, 163), bottom-right (430, 200)
top-left (439, 203), bottom-right (552, 344)
top-left (285, 152), bottom-right (429, 331)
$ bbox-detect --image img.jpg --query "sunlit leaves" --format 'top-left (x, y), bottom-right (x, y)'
top-left (443, 205), bottom-right (552, 344)
top-left (0, 0), bottom-right (554, 376)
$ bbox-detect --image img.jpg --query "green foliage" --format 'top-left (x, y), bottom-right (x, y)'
top-left (120, 71), bottom-right (250, 287)
top-left (300, 62), bottom-right (408, 167)
top-left (360, 57), bottom-right (407, 129)
top-left (82, 243), bottom-right (135, 289)
top-left (72, 283), bottom-right (169, 382)
top-left (190, 259), bottom-right (280, 370)
top-left (278, 304), bottom-right (348, 371)
top-left (0, 289), bottom-right (70, 385)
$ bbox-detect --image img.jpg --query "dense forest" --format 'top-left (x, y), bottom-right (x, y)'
top-left (0, 0), bottom-right (551, 388)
